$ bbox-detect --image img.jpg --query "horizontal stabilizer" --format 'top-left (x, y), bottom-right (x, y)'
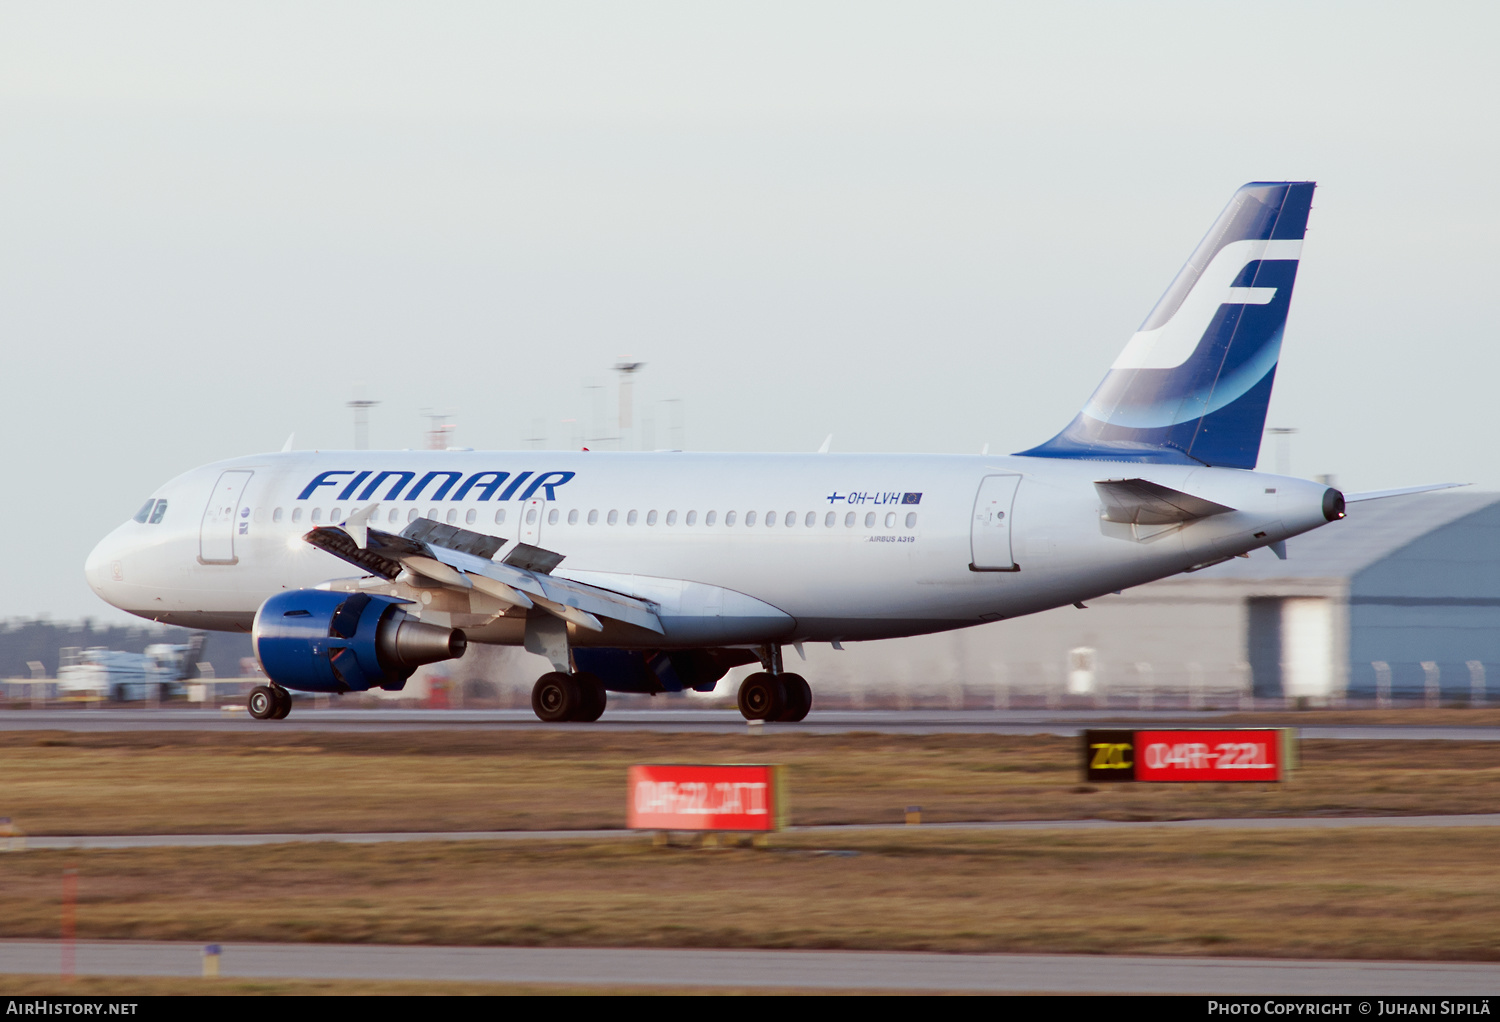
top-left (1095, 478), bottom-right (1235, 525)
top-left (1345, 482), bottom-right (1468, 503)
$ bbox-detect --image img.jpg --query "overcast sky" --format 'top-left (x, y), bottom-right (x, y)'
top-left (3, 1), bottom-right (1497, 620)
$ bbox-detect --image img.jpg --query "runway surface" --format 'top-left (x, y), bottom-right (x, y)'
top-left (19, 814), bottom-right (1500, 850)
top-left (2, 940), bottom-right (1497, 993)
top-left (5, 707), bottom-right (1499, 741)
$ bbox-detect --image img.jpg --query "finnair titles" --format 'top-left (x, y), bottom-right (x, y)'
top-left (86, 182), bottom-right (1452, 723)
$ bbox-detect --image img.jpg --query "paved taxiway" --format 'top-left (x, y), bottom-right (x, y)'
top-left (19, 814), bottom-right (1500, 850)
top-left (2, 940), bottom-right (1496, 993)
top-left (4, 707), bottom-right (1499, 741)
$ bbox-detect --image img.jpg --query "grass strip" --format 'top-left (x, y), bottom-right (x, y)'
top-left (2, 730), bottom-right (1498, 836)
top-left (1, 827), bottom-right (1498, 961)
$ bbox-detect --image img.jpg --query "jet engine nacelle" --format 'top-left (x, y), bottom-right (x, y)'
top-left (252, 590), bottom-right (467, 693)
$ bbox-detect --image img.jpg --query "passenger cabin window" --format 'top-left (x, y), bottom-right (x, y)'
top-left (292, 507), bottom-right (303, 523)
top-left (666, 510), bottom-right (677, 526)
top-left (786, 511), bottom-right (796, 528)
top-left (745, 511), bottom-right (757, 526)
top-left (388, 509), bottom-right (399, 524)
top-left (627, 510), bottom-right (639, 525)
top-left (495, 509), bottom-right (506, 525)
top-left (446, 508), bottom-right (458, 524)
top-left (568, 509), bottom-right (579, 525)
top-left (804, 511), bottom-right (815, 527)
top-left (408, 509), bottom-right (419, 523)
top-left (312, 508), bottom-right (323, 523)
top-left (548, 508), bottom-right (559, 525)
top-left (686, 511), bottom-right (697, 526)
top-left (588, 509), bottom-right (599, 525)
top-left (132, 499), bottom-right (155, 523)
top-left (331, 507), bottom-right (342, 522)
top-left (427, 508), bottom-right (439, 520)
top-left (646, 510), bottom-right (658, 526)
top-left (608, 510), bottom-right (619, 525)
top-left (466, 509), bottom-right (477, 525)
top-left (725, 511), bottom-right (736, 526)
top-left (765, 511), bottom-right (776, 527)
top-left (148, 500), bottom-right (168, 525)
top-left (272, 507), bottom-right (283, 523)
top-left (706, 511), bottom-right (717, 526)
top-left (885, 512), bottom-right (896, 528)
top-left (825, 511), bottom-right (835, 527)
top-left (526, 509), bottom-right (537, 525)
top-left (905, 512), bottom-right (917, 528)
top-left (865, 512), bottom-right (876, 528)
top-left (845, 512), bottom-right (855, 527)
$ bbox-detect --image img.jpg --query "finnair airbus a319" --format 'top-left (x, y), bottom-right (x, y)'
top-left (84, 181), bottom-right (1446, 723)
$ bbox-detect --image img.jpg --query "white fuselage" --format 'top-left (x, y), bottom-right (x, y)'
top-left (85, 449), bottom-right (1336, 649)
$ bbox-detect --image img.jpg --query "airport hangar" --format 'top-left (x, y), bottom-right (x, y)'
top-left (774, 491), bottom-right (1500, 706)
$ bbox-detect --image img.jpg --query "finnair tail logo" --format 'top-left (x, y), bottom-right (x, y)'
top-left (1111, 239), bottom-right (1302, 371)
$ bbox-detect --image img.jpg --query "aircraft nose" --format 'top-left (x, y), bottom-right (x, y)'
top-left (84, 527), bottom-right (129, 606)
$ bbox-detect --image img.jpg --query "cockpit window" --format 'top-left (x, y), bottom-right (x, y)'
top-left (132, 499), bottom-right (155, 523)
top-left (148, 500), bottom-right (168, 524)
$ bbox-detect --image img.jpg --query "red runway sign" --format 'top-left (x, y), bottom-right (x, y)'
top-left (1084, 729), bottom-right (1294, 783)
top-left (1135, 730), bottom-right (1285, 782)
top-left (627, 764), bottom-right (786, 831)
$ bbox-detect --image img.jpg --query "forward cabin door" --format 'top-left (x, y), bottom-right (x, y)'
top-left (199, 470), bottom-right (253, 565)
top-left (969, 474), bottom-right (1021, 571)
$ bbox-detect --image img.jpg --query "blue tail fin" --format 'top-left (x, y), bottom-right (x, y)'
top-left (1020, 181), bottom-right (1315, 469)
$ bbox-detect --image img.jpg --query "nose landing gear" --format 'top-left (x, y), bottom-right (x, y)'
top-left (247, 684), bottom-right (292, 721)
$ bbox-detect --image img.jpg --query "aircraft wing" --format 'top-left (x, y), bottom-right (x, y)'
top-left (303, 513), bottom-right (664, 635)
top-left (1094, 478), bottom-right (1235, 525)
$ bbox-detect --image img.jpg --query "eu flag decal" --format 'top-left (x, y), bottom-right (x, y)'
top-left (902, 493), bottom-right (922, 505)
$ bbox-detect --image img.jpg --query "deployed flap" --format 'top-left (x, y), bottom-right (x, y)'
top-left (1095, 478), bottom-right (1235, 525)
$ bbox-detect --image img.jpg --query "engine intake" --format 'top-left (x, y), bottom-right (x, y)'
top-left (253, 590), bottom-right (466, 693)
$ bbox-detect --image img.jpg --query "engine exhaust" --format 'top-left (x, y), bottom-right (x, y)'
top-left (376, 610), bottom-right (468, 670)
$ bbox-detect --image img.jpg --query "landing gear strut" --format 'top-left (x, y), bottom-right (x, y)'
top-left (248, 685), bottom-right (292, 721)
top-left (530, 671), bottom-right (608, 723)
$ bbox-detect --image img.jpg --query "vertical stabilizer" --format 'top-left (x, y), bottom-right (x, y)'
top-left (1021, 181), bottom-right (1315, 468)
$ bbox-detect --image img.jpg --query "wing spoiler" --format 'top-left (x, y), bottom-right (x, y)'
top-left (303, 512), bottom-right (664, 635)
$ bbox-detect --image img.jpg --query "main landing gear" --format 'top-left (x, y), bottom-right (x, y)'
top-left (736, 645), bottom-right (812, 723)
top-left (737, 672), bottom-right (811, 722)
top-left (531, 671), bottom-right (607, 723)
top-left (248, 684), bottom-right (293, 721)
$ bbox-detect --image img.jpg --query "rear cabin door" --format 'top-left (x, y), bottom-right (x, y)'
top-left (969, 474), bottom-right (1021, 571)
top-left (199, 470), bottom-right (253, 564)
